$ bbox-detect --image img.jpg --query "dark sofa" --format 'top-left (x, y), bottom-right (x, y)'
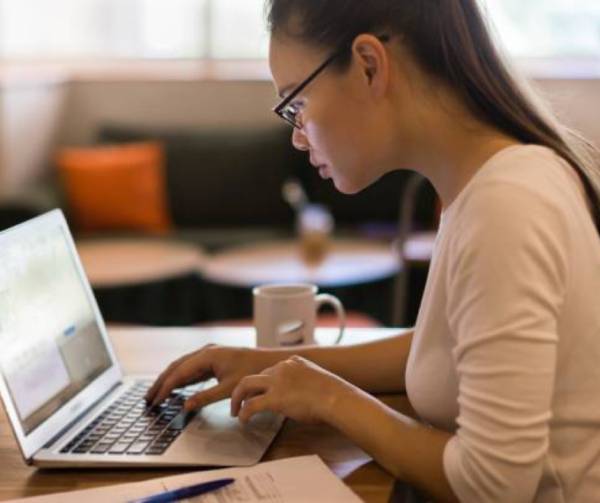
top-left (97, 124), bottom-right (437, 248)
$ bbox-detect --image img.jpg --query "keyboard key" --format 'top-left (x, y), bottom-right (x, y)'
top-left (73, 445), bottom-right (92, 454)
top-left (161, 430), bottom-right (180, 439)
top-left (145, 446), bottom-right (167, 455)
top-left (109, 442), bottom-right (131, 454)
top-left (127, 441), bottom-right (150, 455)
top-left (91, 443), bottom-right (112, 454)
top-left (58, 381), bottom-right (197, 457)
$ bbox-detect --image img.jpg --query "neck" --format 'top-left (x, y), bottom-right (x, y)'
top-left (423, 128), bottom-right (520, 209)
top-left (389, 85), bottom-right (521, 208)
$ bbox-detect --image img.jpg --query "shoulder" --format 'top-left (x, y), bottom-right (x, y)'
top-left (442, 147), bottom-right (574, 320)
top-left (447, 145), bottom-right (575, 242)
top-left (441, 146), bottom-right (575, 286)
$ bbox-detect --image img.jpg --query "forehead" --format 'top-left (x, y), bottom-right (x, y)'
top-left (269, 35), bottom-right (328, 97)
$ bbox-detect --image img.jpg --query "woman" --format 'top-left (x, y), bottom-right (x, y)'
top-left (146, 1), bottom-right (600, 501)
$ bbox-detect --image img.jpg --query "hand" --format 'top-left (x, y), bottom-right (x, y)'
top-left (230, 355), bottom-right (349, 425)
top-left (145, 345), bottom-right (271, 410)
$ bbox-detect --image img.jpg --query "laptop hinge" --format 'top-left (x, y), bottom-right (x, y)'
top-left (42, 382), bottom-right (123, 450)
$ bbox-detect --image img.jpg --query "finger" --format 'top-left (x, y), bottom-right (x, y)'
top-left (230, 375), bottom-right (271, 417)
top-left (238, 395), bottom-right (272, 424)
top-left (145, 349), bottom-right (203, 402)
top-left (147, 344), bottom-right (216, 400)
top-left (152, 354), bottom-right (213, 405)
top-left (183, 382), bottom-right (231, 411)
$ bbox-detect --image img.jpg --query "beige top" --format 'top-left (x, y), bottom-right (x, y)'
top-left (405, 145), bottom-right (600, 502)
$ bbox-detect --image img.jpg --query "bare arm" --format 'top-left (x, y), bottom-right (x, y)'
top-left (147, 330), bottom-right (413, 407)
top-left (327, 382), bottom-right (456, 502)
top-left (231, 349), bottom-right (457, 502)
top-left (266, 330), bottom-right (413, 394)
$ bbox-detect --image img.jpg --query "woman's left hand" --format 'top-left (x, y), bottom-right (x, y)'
top-left (230, 355), bottom-right (349, 424)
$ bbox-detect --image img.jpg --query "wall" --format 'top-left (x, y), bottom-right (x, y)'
top-left (0, 71), bottom-right (68, 201)
top-left (58, 79), bottom-right (282, 146)
top-left (535, 78), bottom-right (600, 145)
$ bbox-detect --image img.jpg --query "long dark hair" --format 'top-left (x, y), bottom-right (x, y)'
top-left (266, 0), bottom-right (600, 234)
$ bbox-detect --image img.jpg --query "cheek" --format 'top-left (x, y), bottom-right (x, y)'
top-left (305, 104), bottom-right (357, 163)
top-left (303, 97), bottom-right (379, 193)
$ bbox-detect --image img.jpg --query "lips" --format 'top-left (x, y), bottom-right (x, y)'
top-left (310, 158), bottom-right (327, 170)
top-left (309, 153), bottom-right (330, 178)
top-left (317, 165), bottom-right (329, 179)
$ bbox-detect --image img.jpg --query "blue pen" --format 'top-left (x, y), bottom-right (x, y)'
top-left (129, 478), bottom-right (235, 503)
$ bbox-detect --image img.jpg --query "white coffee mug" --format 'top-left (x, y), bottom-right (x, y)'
top-left (253, 283), bottom-right (346, 347)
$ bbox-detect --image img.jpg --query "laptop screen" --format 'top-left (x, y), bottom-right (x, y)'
top-left (0, 222), bottom-right (112, 435)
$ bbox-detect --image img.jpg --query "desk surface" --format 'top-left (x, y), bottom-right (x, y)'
top-left (0, 327), bottom-right (409, 503)
top-left (203, 239), bottom-right (400, 288)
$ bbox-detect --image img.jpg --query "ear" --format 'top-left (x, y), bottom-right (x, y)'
top-left (351, 34), bottom-right (390, 98)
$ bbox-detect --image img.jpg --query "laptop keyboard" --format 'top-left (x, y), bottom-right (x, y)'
top-left (59, 381), bottom-right (200, 456)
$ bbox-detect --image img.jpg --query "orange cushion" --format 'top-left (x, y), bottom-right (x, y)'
top-left (56, 142), bottom-right (171, 233)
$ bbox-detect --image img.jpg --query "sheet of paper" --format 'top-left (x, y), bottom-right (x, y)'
top-left (162, 455), bottom-right (362, 502)
top-left (5, 479), bottom-right (167, 503)
top-left (8, 456), bottom-right (363, 503)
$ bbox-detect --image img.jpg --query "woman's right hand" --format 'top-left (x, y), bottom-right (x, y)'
top-left (144, 345), bottom-right (272, 411)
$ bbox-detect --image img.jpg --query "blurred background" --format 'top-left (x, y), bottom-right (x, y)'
top-left (0, 0), bottom-right (598, 329)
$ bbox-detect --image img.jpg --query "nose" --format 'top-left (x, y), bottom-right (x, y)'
top-left (291, 127), bottom-right (309, 152)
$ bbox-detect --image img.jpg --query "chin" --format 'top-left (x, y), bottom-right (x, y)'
top-left (331, 177), bottom-right (367, 195)
top-left (333, 180), bottom-right (366, 196)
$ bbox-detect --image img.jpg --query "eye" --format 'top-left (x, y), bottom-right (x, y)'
top-left (285, 101), bottom-right (302, 117)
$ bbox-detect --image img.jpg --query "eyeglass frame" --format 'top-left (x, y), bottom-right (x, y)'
top-left (272, 34), bottom-right (390, 129)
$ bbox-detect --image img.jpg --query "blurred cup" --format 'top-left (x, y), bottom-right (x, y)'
top-left (253, 283), bottom-right (345, 347)
top-left (297, 204), bottom-right (334, 266)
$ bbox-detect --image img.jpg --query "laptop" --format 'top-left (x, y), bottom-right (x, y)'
top-left (0, 209), bottom-right (283, 468)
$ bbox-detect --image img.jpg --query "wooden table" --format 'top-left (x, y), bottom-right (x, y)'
top-left (0, 327), bottom-right (413, 503)
top-left (203, 239), bottom-right (400, 288)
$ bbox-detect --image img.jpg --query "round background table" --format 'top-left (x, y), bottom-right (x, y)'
top-left (201, 239), bottom-right (399, 325)
top-left (77, 238), bottom-right (207, 288)
top-left (203, 239), bottom-right (400, 288)
top-left (76, 238), bottom-right (208, 325)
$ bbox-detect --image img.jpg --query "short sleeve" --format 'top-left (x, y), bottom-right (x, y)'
top-left (443, 181), bottom-right (570, 502)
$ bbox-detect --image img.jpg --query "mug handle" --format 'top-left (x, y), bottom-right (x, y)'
top-left (315, 294), bottom-right (346, 345)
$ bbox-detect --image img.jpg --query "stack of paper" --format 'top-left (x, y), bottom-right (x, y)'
top-left (9, 455), bottom-right (363, 502)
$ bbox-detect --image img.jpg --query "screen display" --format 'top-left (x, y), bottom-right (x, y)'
top-left (0, 224), bottom-right (112, 435)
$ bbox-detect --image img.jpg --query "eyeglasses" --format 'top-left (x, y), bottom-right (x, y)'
top-left (273, 35), bottom-right (390, 129)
